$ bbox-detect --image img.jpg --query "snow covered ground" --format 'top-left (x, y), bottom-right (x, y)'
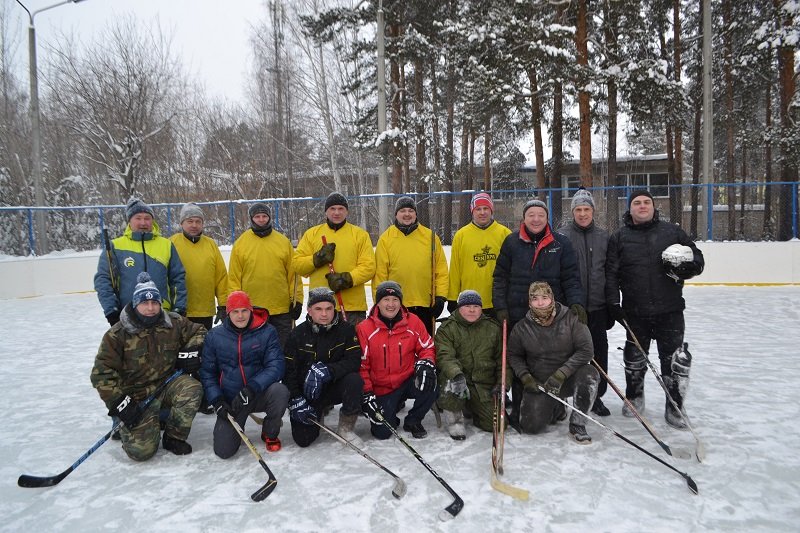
top-left (2, 286), bottom-right (800, 532)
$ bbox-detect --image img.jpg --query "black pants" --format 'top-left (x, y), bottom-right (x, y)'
top-left (623, 311), bottom-right (685, 399)
top-left (213, 382), bottom-right (289, 459)
top-left (290, 372), bottom-right (364, 447)
top-left (407, 306), bottom-right (435, 336)
top-left (269, 312), bottom-right (293, 347)
top-left (188, 316), bottom-right (213, 330)
top-left (370, 376), bottom-right (437, 440)
top-left (519, 365), bottom-right (598, 434)
top-left (587, 308), bottom-right (609, 399)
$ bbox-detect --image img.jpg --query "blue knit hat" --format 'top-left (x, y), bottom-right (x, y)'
top-left (125, 197), bottom-right (155, 221)
top-left (131, 272), bottom-right (161, 307)
top-left (457, 290), bottom-right (482, 308)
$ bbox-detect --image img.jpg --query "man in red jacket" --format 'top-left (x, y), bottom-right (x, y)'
top-left (356, 281), bottom-right (437, 439)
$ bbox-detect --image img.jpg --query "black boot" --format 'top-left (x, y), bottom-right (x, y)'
top-left (162, 434), bottom-right (192, 455)
top-left (591, 398), bottom-right (611, 417)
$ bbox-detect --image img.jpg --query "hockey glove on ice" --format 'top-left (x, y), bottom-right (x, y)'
top-left (105, 309), bottom-right (121, 327)
top-left (212, 399), bottom-right (232, 420)
top-left (109, 394), bottom-right (143, 428)
top-left (231, 386), bottom-right (255, 416)
top-left (543, 369), bottom-right (568, 396)
top-left (214, 306), bottom-right (227, 325)
top-left (289, 396), bottom-right (317, 425)
top-left (609, 305), bottom-right (626, 325)
top-left (432, 296), bottom-right (447, 318)
top-left (290, 302), bottom-right (304, 320)
top-left (414, 359), bottom-right (437, 392)
top-left (176, 345), bottom-right (202, 373)
top-left (519, 372), bottom-right (542, 393)
top-left (446, 374), bottom-right (470, 400)
top-left (361, 392), bottom-right (384, 425)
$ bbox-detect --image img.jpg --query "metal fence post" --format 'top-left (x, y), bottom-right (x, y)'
top-left (793, 183), bottom-right (798, 239)
top-left (228, 202), bottom-right (235, 245)
top-left (706, 183), bottom-right (713, 241)
top-left (27, 208), bottom-right (36, 255)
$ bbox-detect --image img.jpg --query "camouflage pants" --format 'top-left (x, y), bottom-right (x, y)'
top-left (438, 382), bottom-right (495, 433)
top-left (121, 374), bottom-right (202, 461)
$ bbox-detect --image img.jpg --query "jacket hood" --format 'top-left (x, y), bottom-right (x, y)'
top-left (124, 220), bottom-right (162, 241)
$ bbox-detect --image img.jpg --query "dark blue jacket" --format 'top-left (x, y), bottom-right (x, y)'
top-left (492, 223), bottom-right (583, 326)
top-left (200, 308), bottom-right (285, 405)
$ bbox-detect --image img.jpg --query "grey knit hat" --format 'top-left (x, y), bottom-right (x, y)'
top-left (248, 202), bottom-right (271, 220)
top-left (394, 196), bottom-right (416, 215)
top-left (375, 280), bottom-right (403, 303)
top-left (179, 202), bottom-right (204, 223)
top-left (457, 290), bottom-right (482, 308)
top-left (522, 199), bottom-right (548, 217)
top-left (307, 287), bottom-right (336, 308)
top-left (125, 197), bottom-right (155, 221)
top-left (131, 272), bottom-right (161, 307)
top-left (570, 188), bottom-right (595, 211)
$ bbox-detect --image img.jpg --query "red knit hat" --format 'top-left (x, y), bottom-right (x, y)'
top-left (470, 192), bottom-right (494, 213)
top-left (226, 291), bottom-right (253, 313)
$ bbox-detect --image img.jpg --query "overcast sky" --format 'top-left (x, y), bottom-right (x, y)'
top-left (10, 0), bottom-right (265, 104)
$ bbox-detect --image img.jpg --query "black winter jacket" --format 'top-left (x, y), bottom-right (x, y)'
top-left (283, 315), bottom-right (363, 400)
top-left (492, 223), bottom-right (583, 325)
top-left (559, 221), bottom-right (609, 312)
top-left (605, 211), bottom-right (704, 317)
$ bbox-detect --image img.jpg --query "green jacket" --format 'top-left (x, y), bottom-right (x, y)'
top-left (434, 311), bottom-right (506, 389)
top-left (91, 304), bottom-right (206, 410)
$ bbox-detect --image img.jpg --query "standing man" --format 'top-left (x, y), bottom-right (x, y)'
top-left (559, 188), bottom-right (612, 416)
top-left (91, 272), bottom-right (205, 461)
top-left (492, 198), bottom-right (585, 424)
top-left (506, 282), bottom-right (598, 443)
top-left (170, 202), bottom-right (228, 331)
top-left (294, 192), bottom-right (376, 325)
top-left (606, 189), bottom-right (704, 428)
top-left (373, 196), bottom-right (448, 335)
top-left (95, 197), bottom-right (187, 326)
top-left (447, 192), bottom-right (511, 319)
top-left (435, 290), bottom-right (505, 440)
top-left (283, 287), bottom-right (365, 447)
top-left (228, 202), bottom-right (303, 346)
top-left (357, 281), bottom-right (437, 440)
top-left (200, 291), bottom-right (289, 455)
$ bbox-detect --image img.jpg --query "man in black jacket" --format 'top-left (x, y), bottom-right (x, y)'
top-left (283, 287), bottom-right (365, 447)
top-left (605, 190), bottom-right (704, 429)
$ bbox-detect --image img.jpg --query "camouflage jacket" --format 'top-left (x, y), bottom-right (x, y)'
top-left (91, 304), bottom-right (206, 409)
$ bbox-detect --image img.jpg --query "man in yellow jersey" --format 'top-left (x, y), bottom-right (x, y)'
top-left (229, 202), bottom-right (303, 346)
top-left (373, 196), bottom-right (448, 335)
top-left (447, 192), bottom-right (511, 320)
top-left (170, 203), bottom-right (228, 331)
top-left (294, 192), bottom-right (376, 325)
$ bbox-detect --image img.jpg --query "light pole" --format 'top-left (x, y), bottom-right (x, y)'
top-left (15, 0), bottom-right (87, 255)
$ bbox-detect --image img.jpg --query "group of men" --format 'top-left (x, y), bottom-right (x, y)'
top-left (90, 187), bottom-right (703, 462)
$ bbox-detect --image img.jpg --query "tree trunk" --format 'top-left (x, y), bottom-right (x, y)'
top-left (603, 1), bottom-right (619, 231)
top-left (690, 89), bottom-right (702, 239)
top-left (430, 61), bottom-right (443, 236)
top-left (776, 1), bottom-right (796, 241)
top-left (763, 47), bottom-right (774, 240)
top-left (443, 68), bottom-right (455, 244)
top-left (459, 123), bottom-right (471, 227)
top-left (739, 144), bottom-right (747, 238)
top-left (414, 60), bottom-right (429, 226)
top-left (527, 67), bottom-right (546, 191)
top-left (723, 0), bottom-right (736, 240)
top-left (483, 118), bottom-right (491, 190)
top-left (671, 0), bottom-right (684, 228)
top-left (551, 80), bottom-right (564, 227)
top-left (576, 0), bottom-right (592, 188)
top-left (389, 22), bottom-right (403, 195)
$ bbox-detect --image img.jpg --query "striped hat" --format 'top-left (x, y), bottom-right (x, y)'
top-left (470, 192), bottom-right (494, 213)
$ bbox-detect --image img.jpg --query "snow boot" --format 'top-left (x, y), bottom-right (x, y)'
top-left (403, 420), bottom-right (427, 439)
top-left (622, 394), bottom-right (645, 417)
top-left (444, 409), bottom-right (466, 441)
top-left (337, 413), bottom-right (363, 447)
top-left (569, 423), bottom-right (591, 444)
top-left (550, 403), bottom-right (567, 424)
top-left (591, 398), bottom-right (611, 417)
top-left (665, 401), bottom-right (688, 430)
top-left (162, 434), bottom-right (192, 455)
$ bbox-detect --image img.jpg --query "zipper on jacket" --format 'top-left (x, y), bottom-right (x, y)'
top-left (398, 341), bottom-right (402, 367)
top-left (141, 238), bottom-right (148, 272)
top-left (383, 344), bottom-right (387, 369)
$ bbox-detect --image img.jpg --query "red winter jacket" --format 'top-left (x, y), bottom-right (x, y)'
top-left (356, 307), bottom-right (435, 396)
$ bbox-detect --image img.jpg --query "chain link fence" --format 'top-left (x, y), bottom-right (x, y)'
top-left (1, 182), bottom-right (797, 256)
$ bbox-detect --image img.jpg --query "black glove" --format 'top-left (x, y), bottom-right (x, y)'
top-left (304, 362), bottom-right (332, 401)
top-left (109, 394), bottom-right (142, 428)
top-left (230, 386), bottom-right (255, 416)
top-left (313, 242), bottom-right (336, 268)
top-left (290, 302), bottom-right (303, 320)
top-left (361, 392), bottom-right (384, 425)
top-left (446, 373), bottom-right (470, 399)
top-left (212, 398), bottom-right (232, 420)
top-left (570, 303), bottom-right (588, 325)
top-left (214, 306), bottom-right (227, 325)
top-left (414, 359), bottom-right (437, 392)
top-left (447, 300), bottom-right (458, 313)
top-left (495, 309), bottom-right (509, 325)
top-left (289, 396), bottom-right (317, 425)
top-left (105, 309), bottom-right (121, 326)
top-left (174, 309), bottom-right (186, 316)
top-left (519, 372), bottom-right (541, 393)
top-left (176, 345), bottom-right (202, 373)
top-left (672, 261), bottom-right (702, 280)
top-left (543, 369), bottom-right (567, 395)
top-left (609, 304), bottom-right (626, 324)
top-left (326, 272), bottom-right (353, 292)
top-left (432, 296), bottom-right (446, 318)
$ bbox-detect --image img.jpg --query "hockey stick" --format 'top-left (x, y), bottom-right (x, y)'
top-left (496, 319), bottom-right (508, 473)
top-left (321, 236), bottom-right (347, 321)
top-left (491, 396), bottom-right (530, 500)
top-left (622, 320), bottom-right (706, 463)
top-left (311, 419), bottom-right (407, 499)
top-left (591, 359), bottom-right (691, 460)
top-left (226, 413), bottom-right (277, 501)
top-left (539, 387), bottom-right (699, 495)
top-left (18, 370), bottom-right (184, 488)
top-left (376, 412), bottom-right (464, 520)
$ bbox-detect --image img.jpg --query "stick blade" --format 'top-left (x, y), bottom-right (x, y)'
top-left (695, 440), bottom-right (706, 463)
top-left (685, 474), bottom-right (699, 495)
top-left (250, 478), bottom-right (277, 502)
top-left (391, 478), bottom-right (407, 499)
top-left (491, 469), bottom-right (530, 501)
top-left (438, 495), bottom-right (464, 521)
top-left (18, 469), bottom-right (70, 488)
